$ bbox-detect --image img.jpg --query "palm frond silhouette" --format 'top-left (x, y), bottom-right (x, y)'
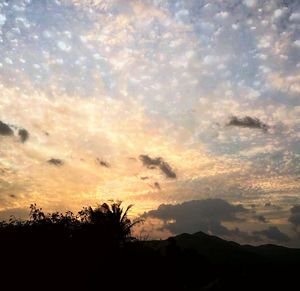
top-left (80, 201), bottom-right (142, 242)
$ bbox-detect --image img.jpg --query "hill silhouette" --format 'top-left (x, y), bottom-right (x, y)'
top-left (148, 231), bottom-right (300, 264)
top-left (0, 202), bottom-right (299, 290)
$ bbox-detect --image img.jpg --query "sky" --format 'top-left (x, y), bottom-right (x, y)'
top-left (0, 0), bottom-right (300, 247)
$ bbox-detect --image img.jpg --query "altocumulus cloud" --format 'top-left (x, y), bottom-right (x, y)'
top-left (0, 0), bottom-right (300, 245)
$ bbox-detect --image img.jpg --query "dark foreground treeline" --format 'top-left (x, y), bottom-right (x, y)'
top-left (0, 202), bottom-right (299, 290)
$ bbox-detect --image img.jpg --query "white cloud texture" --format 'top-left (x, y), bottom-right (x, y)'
top-left (0, 0), bottom-right (300, 245)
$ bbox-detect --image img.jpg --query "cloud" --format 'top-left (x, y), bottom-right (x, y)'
top-left (288, 205), bottom-right (300, 229)
top-left (143, 199), bottom-right (247, 237)
top-left (159, 161), bottom-right (177, 179)
top-left (254, 215), bottom-right (267, 223)
top-left (139, 155), bottom-right (162, 167)
top-left (57, 41), bottom-right (71, 52)
top-left (0, 121), bottom-right (29, 143)
top-left (47, 158), bottom-right (64, 166)
top-left (154, 182), bottom-right (161, 191)
top-left (227, 116), bottom-right (269, 132)
top-left (0, 120), bottom-right (13, 136)
top-left (18, 128), bottom-right (29, 143)
top-left (289, 13), bottom-right (300, 22)
top-left (243, 0), bottom-right (257, 8)
top-left (253, 226), bottom-right (289, 243)
top-left (0, 14), bottom-right (6, 27)
top-left (0, 0), bottom-right (300, 245)
top-left (139, 155), bottom-right (176, 179)
top-left (96, 158), bottom-right (110, 168)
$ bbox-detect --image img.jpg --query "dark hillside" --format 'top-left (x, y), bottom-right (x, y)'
top-left (1, 204), bottom-right (299, 290)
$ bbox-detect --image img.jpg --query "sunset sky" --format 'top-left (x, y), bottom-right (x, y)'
top-left (1, 0), bottom-right (300, 246)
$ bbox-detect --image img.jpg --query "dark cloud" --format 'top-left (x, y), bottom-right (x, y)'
top-left (18, 128), bottom-right (29, 143)
top-left (139, 155), bottom-right (162, 167)
top-left (144, 199), bottom-right (247, 237)
top-left (253, 226), bottom-right (289, 243)
top-left (227, 116), bottom-right (269, 132)
top-left (96, 158), bottom-right (110, 168)
top-left (139, 155), bottom-right (176, 179)
top-left (0, 121), bottom-right (29, 143)
top-left (222, 227), bottom-right (261, 243)
top-left (0, 121), bottom-right (13, 136)
top-left (154, 182), bottom-right (161, 190)
top-left (47, 158), bottom-right (64, 166)
top-left (254, 215), bottom-right (267, 223)
top-left (288, 205), bottom-right (300, 229)
top-left (159, 162), bottom-right (177, 179)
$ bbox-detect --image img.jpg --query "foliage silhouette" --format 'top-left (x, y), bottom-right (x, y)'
top-left (78, 201), bottom-right (142, 243)
top-left (0, 201), bottom-right (299, 290)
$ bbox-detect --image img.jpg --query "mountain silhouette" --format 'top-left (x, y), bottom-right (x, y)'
top-left (1, 204), bottom-right (299, 290)
top-left (146, 231), bottom-right (300, 290)
top-left (148, 231), bottom-right (300, 264)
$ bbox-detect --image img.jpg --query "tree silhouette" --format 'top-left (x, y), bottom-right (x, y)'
top-left (0, 200), bottom-right (299, 290)
top-left (79, 201), bottom-right (142, 243)
top-left (29, 203), bottom-right (78, 226)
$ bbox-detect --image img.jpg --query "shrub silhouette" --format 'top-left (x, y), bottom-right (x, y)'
top-left (29, 203), bottom-right (79, 226)
top-left (0, 201), bottom-right (299, 290)
top-left (0, 201), bottom-right (146, 289)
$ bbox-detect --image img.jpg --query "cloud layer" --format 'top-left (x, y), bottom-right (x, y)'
top-left (141, 198), bottom-right (292, 245)
top-left (144, 199), bottom-right (247, 236)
